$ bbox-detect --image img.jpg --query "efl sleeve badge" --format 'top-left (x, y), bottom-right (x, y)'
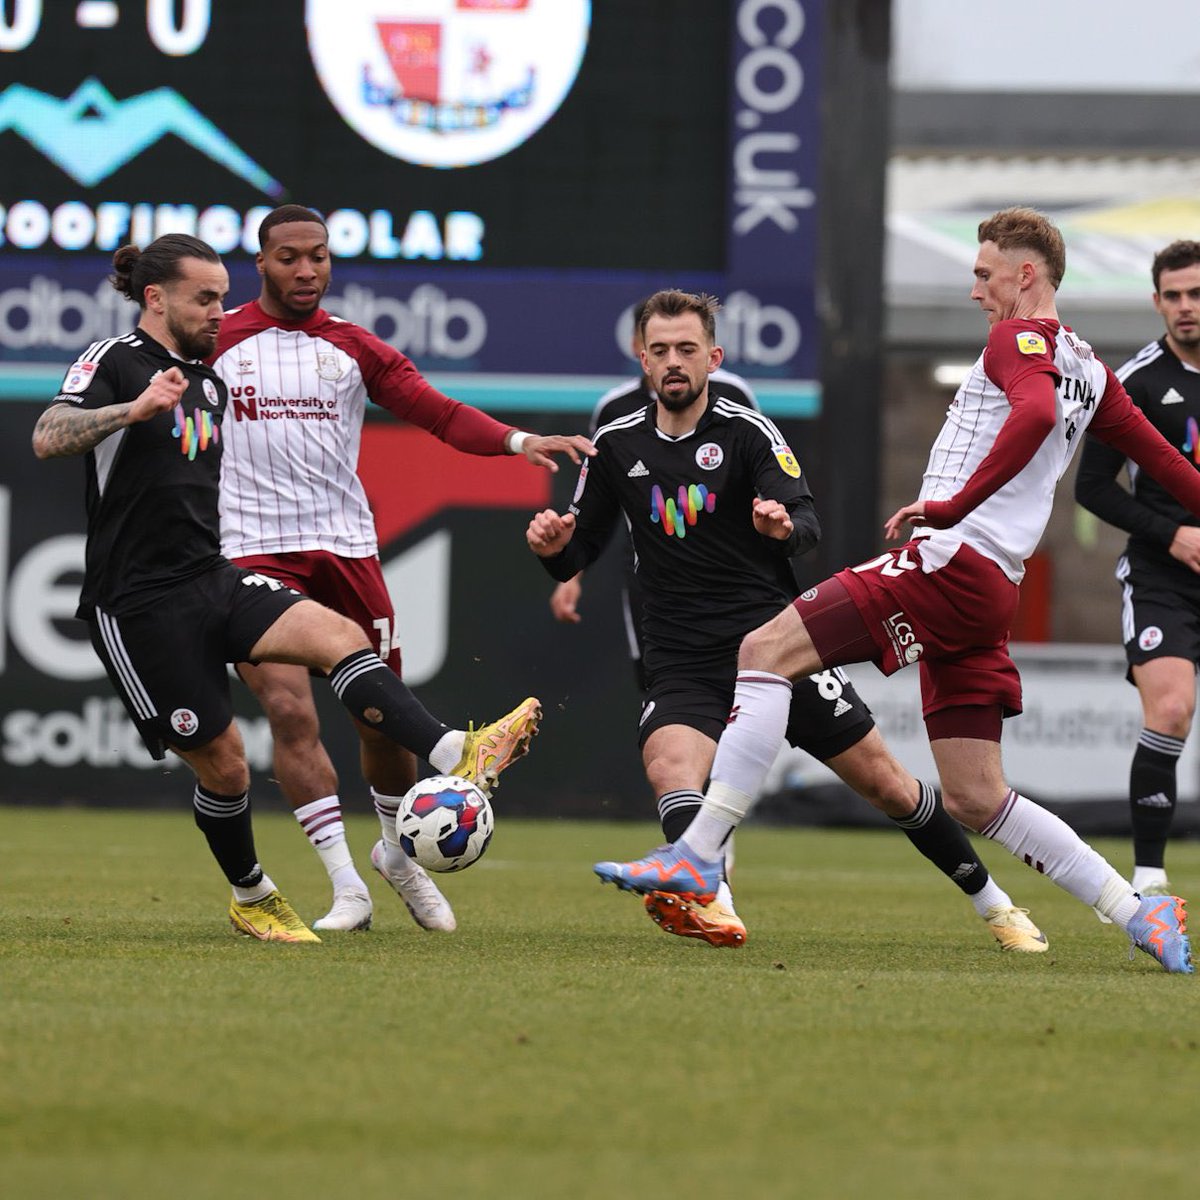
top-left (60, 359), bottom-right (97, 394)
top-left (774, 447), bottom-right (801, 478)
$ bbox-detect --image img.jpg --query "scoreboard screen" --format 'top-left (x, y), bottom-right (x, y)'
top-left (0, 0), bottom-right (824, 396)
top-left (0, 0), bottom-right (729, 268)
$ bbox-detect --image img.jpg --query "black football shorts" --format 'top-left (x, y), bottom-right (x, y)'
top-left (88, 562), bottom-right (305, 760)
top-left (638, 662), bottom-right (874, 762)
top-left (1118, 551), bottom-right (1200, 677)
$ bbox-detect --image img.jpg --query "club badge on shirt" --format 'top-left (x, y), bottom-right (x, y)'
top-left (316, 352), bottom-right (344, 381)
top-left (1016, 331), bottom-right (1048, 356)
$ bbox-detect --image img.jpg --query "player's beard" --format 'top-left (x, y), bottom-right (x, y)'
top-left (169, 316), bottom-right (219, 361)
top-left (657, 374), bottom-right (705, 412)
top-left (263, 271), bottom-right (324, 320)
top-left (1170, 318), bottom-right (1200, 349)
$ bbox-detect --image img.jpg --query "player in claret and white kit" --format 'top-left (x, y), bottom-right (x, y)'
top-left (213, 205), bottom-right (593, 933)
top-left (596, 207), bottom-right (1198, 973)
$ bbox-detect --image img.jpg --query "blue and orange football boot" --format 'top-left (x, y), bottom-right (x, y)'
top-left (593, 838), bottom-right (722, 904)
top-left (1126, 893), bottom-right (1193, 974)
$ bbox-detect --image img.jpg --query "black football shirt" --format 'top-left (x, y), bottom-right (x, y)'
top-left (543, 394), bottom-right (818, 673)
top-left (1076, 336), bottom-right (1200, 567)
top-left (47, 328), bottom-right (228, 617)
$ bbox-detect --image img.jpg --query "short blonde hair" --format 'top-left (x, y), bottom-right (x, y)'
top-left (978, 207), bottom-right (1066, 289)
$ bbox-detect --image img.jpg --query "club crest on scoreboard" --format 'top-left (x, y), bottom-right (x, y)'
top-left (306, 0), bottom-right (591, 168)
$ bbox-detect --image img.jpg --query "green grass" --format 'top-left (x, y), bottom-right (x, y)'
top-left (1, 809), bottom-right (1196, 1200)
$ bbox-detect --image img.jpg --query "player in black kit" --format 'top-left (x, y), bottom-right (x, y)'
top-left (32, 234), bottom-right (542, 943)
top-left (549, 297), bottom-right (760, 691)
top-left (1075, 239), bottom-right (1200, 898)
top-left (529, 289), bottom-right (1045, 950)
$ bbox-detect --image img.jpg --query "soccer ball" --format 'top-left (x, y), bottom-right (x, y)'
top-left (395, 775), bottom-right (494, 872)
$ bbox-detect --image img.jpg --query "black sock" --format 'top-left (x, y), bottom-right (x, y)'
top-left (891, 780), bottom-right (987, 896)
top-left (1130, 729), bottom-right (1183, 870)
top-left (193, 785), bottom-right (262, 887)
top-left (328, 649), bottom-right (448, 759)
top-left (658, 789), bottom-right (705, 843)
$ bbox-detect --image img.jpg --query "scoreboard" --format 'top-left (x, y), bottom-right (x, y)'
top-left (0, 0), bottom-right (824, 401)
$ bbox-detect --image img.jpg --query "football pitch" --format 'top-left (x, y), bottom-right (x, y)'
top-left (1, 808), bottom-right (1195, 1200)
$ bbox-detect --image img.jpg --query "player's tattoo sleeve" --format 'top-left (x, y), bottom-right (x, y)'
top-left (33, 402), bottom-right (131, 458)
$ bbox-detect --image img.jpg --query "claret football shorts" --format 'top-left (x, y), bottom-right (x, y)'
top-left (233, 550), bottom-right (402, 674)
top-left (799, 540), bottom-right (1023, 720)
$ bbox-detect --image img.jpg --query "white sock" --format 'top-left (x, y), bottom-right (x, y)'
top-left (969, 876), bottom-right (1014, 918)
top-left (1097, 875), bottom-right (1142, 929)
top-left (716, 879), bottom-right (736, 914)
top-left (982, 790), bottom-right (1129, 909)
top-left (372, 788), bottom-right (403, 846)
top-left (232, 871), bottom-right (276, 904)
top-left (686, 671), bottom-right (792, 861)
top-left (685, 804), bottom-right (739, 863)
top-left (429, 731), bottom-right (466, 774)
top-left (294, 796), bottom-right (364, 892)
top-left (372, 789), bottom-right (421, 879)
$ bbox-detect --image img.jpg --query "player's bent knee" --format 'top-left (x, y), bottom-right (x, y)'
top-left (258, 601), bottom-right (370, 670)
top-left (645, 759), bottom-right (692, 795)
top-left (739, 620), bottom-right (785, 671)
top-left (868, 772), bottom-right (917, 818)
top-left (268, 708), bottom-right (322, 749)
top-left (301, 602), bottom-right (365, 644)
top-left (180, 726), bottom-right (250, 795)
top-left (738, 606), bottom-right (818, 678)
top-left (259, 687), bottom-right (321, 738)
top-left (1146, 695), bottom-right (1195, 738)
top-left (939, 789), bottom-right (992, 832)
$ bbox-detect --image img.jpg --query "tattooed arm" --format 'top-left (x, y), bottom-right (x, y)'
top-left (32, 367), bottom-right (187, 459)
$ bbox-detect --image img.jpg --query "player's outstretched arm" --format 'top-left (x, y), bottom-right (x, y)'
top-left (32, 367), bottom-right (186, 459)
top-left (511, 433), bottom-right (596, 473)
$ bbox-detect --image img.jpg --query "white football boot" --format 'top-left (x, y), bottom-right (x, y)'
top-left (370, 840), bottom-right (457, 932)
top-left (312, 888), bottom-right (373, 932)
